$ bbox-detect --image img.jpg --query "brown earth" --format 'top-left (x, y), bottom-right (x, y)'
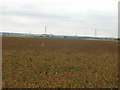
top-left (2, 36), bottom-right (119, 88)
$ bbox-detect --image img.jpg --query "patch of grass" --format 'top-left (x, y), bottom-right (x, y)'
top-left (76, 56), bottom-right (84, 61)
top-left (28, 57), bottom-right (33, 62)
top-left (44, 67), bottom-right (49, 75)
top-left (32, 53), bottom-right (39, 56)
top-left (87, 66), bottom-right (93, 70)
top-left (44, 56), bottom-right (54, 61)
top-left (44, 64), bottom-right (55, 75)
top-left (55, 67), bottom-right (65, 73)
top-left (11, 60), bottom-right (18, 65)
top-left (65, 58), bottom-right (72, 62)
top-left (19, 72), bottom-right (29, 82)
top-left (66, 66), bottom-right (75, 72)
top-left (11, 56), bottom-right (19, 65)
top-left (26, 64), bottom-right (32, 68)
top-left (22, 76), bottom-right (27, 82)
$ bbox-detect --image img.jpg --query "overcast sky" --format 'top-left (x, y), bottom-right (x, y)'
top-left (0, 0), bottom-right (119, 37)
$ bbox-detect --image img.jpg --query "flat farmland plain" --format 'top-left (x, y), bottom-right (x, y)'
top-left (2, 36), bottom-right (119, 88)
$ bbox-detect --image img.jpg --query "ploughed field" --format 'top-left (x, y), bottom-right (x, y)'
top-left (2, 36), bottom-right (118, 88)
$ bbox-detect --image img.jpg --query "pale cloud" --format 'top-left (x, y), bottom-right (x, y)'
top-left (0, 0), bottom-right (119, 37)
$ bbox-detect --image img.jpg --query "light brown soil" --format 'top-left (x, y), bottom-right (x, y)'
top-left (2, 36), bottom-right (119, 88)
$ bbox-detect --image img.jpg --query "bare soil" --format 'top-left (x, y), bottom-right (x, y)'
top-left (2, 36), bottom-right (119, 88)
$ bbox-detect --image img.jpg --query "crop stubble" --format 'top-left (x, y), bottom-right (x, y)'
top-left (2, 36), bottom-right (118, 88)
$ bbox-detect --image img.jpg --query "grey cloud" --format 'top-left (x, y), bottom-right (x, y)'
top-left (0, 18), bottom-right (29, 27)
top-left (0, 0), bottom-right (118, 37)
top-left (0, 10), bottom-right (70, 20)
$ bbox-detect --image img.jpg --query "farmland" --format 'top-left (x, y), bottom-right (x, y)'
top-left (2, 36), bottom-right (118, 88)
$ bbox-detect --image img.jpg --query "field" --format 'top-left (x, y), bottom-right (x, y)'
top-left (2, 36), bottom-right (119, 88)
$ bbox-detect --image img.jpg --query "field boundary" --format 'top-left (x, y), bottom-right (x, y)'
top-left (2, 35), bottom-right (118, 42)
